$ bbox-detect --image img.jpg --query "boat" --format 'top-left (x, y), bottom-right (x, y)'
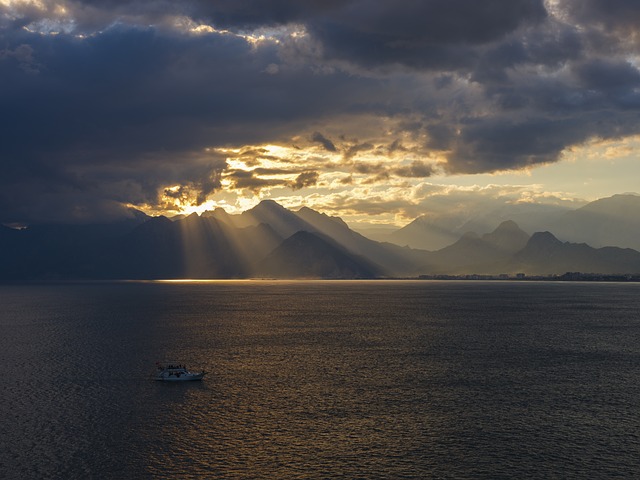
top-left (154, 362), bottom-right (207, 381)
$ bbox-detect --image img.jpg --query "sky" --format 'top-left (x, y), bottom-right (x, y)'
top-left (2, 0), bottom-right (640, 228)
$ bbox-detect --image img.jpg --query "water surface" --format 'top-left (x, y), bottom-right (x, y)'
top-left (1, 281), bottom-right (640, 478)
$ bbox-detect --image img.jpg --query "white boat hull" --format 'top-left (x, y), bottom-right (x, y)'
top-left (154, 364), bottom-right (207, 381)
top-left (155, 372), bottom-right (206, 381)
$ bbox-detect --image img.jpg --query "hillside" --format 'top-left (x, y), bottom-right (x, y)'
top-left (255, 231), bottom-right (380, 279)
top-left (510, 231), bottom-right (640, 275)
top-left (421, 220), bottom-right (530, 274)
top-left (3, 197), bottom-right (640, 280)
top-left (548, 194), bottom-right (640, 250)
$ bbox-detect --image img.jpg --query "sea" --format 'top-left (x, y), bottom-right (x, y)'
top-left (1, 280), bottom-right (640, 479)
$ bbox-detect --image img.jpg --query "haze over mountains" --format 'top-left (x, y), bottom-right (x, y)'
top-left (1, 194), bottom-right (639, 280)
top-left (383, 194), bottom-right (640, 252)
top-left (384, 202), bottom-right (569, 251)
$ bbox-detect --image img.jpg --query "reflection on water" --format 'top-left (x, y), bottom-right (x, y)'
top-left (2, 281), bottom-right (640, 478)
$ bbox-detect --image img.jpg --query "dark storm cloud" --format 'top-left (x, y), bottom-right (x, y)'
top-left (225, 169), bottom-right (283, 193)
top-left (445, 109), bottom-right (640, 174)
top-left (307, 0), bottom-right (547, 70)
top-left (37, 0), bottom-right (547, 69)
top-left (470, 23), bottom-right (584, 83)
top-left (186, 0), bottom-right (349, 29)
top-left (425, 125), bottom-right (456, 151)
top-left (170, 0), bottom-right (546, 69)
top-left (290, 171), bottom-right (319, 190)
top-left (394, 161), bottom-right (435, 178)
top-left (343, 142), bottom-right (374, 160)
top-left (4, 0), bottom-right (640, 223)
top-left (387, 140), bottom-right (407, 155)
top-left (0, 25), bottom-right (247, 222)
top-left (563, 0), bottom-right (640, 33)
top-left (445, 117), bottom-right (584, 173)
top-left (353, 162), bottom-right (386, 175)
top-left (311, 132), bottom-right (337, 152)
top-left (0, 15), bottom-right (383, 223)
top-left (575, 59), bottom-right (640, 91)
top-left (224, 167), bottom-right (320, 193)
top-left (224, 166), bottom-right (318, 192)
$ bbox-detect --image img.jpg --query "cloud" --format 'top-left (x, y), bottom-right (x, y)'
top-left (306, 0), bottom-right (547, 70)
top-left (224, 166), bottom-right (320, 193)
top-left (575, 59), bottom-right (640, 91)
top-left (343, 141), bottom-right (374, 160)
top-left (290, 171), bottom-right (319, 190)
top-left (3, 1), bottom-right (640, 223)
top-left (225, 169), bottom-right (284, 193)
top-left (0, 43), bottom-right (40, 73)
top-left (311, 131), bottom-right (337, 152)
top-left (560, 0), bottom-right (640, 37)
top-left (0, 19), bottom-right (379, 222)
top-left (394, 161), bottom-right (436, 178)
top-left (306, 182), bottom-right (586, 228)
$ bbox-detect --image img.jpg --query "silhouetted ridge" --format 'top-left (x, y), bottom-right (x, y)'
top-left (134, 215), bottom-right (173, 234)
top-left (105, 215), bottom-right (183, 278)
top-left (418, 221), bottom-right (530, 274)
top-left (483, 220), bottom-right (530, 253)
top-left (490, 220), bottom-right (524, 237)
top-left (296, 206), bottom-right (349, 229)
top-left (389, 214), bottom-right (463, 250)
top-left (526, 231), bottom-right (563, 250)
top-left (4, 195), bottom-right (640, 281)
top-left (256, 231), bottom-right (379, 279)
top-left (511, 231), bottom-right (640, 274)
top-left (202, 207), bottom-right (232, 224)
top-left (240, 200), bottom-right (311, 237)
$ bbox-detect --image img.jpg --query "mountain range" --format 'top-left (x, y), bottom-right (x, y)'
top-left (2, 194), bottom-right (640, 280)
top-left (382, 193), bottom-right (640, 251)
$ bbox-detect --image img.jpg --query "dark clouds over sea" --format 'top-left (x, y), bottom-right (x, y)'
top-left (2, 1), bottom-right (640, 223)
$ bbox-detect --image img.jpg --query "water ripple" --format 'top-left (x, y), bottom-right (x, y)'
top-left (1, 281), bottom-right (640, 478)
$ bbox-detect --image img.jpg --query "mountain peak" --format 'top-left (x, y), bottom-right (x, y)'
top-left (547, 193), bottom-right (640, 250)
top-left (296, 206), bottom-right (350, 229)
top-left (240, 199), bottom-right (309, 237)
top-left (181, 212), bottom-right (203, 226)
top-left (256, 230), bottom-right (378, 278)
top-left (577, 193), bottom-right (640, 213)
top-left (126, 208), bottom-right (150, 221)
top-left (253, 199), bottom-right (285, 211)
top-left (205, 207), bottom-right (230, 216)
top-left (482, 220), bottom-right (530, 253)
top-left (528, 231), bottom-right (562, 248)
top-left (494, 220), bottom-right (521, 232)
top-left (131, 215), bottom-right (174, 237)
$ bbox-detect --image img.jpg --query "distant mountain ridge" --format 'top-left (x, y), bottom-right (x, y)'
top-left (424, 220), bottom-right (530, 274)
top-left (386, 202), bottom-right (569, 250)
top-left (256, 231), bottom-right (379, 279)
top-left (547, 194), bottom-right (640, 250)
top-left (510, 230), bottom-right (640, 275)
top-left (386, 194), bottom-right (640, 251)
top-left (2, 195), bottom-right (640, 280)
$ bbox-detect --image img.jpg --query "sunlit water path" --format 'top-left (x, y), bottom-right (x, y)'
top-left (2, 280), bottom-right (640, 478)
